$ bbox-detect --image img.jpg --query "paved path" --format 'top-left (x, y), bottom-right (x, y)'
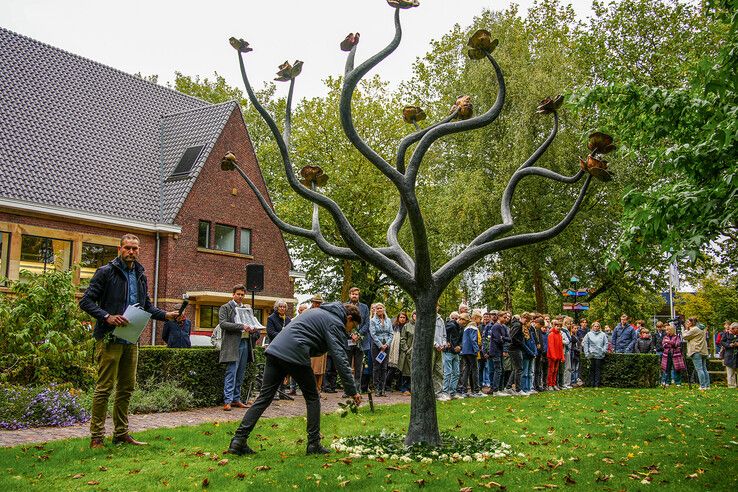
top-left (0, 391), bottom-right (409, 447)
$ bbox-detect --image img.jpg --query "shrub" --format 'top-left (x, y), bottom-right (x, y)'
top-left (580, 353), bottom-right (661, 387)
top-left (128, 378), bottom-right (194, 414)
top-left (0, 270), bottom-right (95, 389)
top-left (136, 346), bottom-right (265, 407)
top-left (0, 384), bottom-right (90, 430)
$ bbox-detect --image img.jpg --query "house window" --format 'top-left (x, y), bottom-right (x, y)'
top-left (0, 232), bottom-right (9, 282)
top-left (199, 305), bottom-right (220, 330)
top-left (169, 145), bottom-right (204, 179)
top-left (198, 221), bottom-right (210, 248)
top-left (214, 224), bottom-right (236, 252)
top-left (19, 235), bottom-right (72, 277)
top-left (240, 229), bottom-right (252, 255)
top-left (80, 243), bottom-right (118, 286)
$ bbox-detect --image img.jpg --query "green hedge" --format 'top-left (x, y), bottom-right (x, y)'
top-left (137, 346), bottom-right (265, 407)
top-left (579, 353), bottom-right (661, 388)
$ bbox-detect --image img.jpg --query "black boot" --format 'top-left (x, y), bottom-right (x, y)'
top-left (228, 425), bottom-right (255, 455)
top-left (306, 441), bottom-right (330, 455)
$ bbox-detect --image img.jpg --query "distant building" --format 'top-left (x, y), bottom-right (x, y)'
top-left (0, 27), bottom-right (296, 343)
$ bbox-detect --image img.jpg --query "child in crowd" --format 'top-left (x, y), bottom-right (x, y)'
top-left (547, 319), bottom-right (564, 391)
top-left (635, 327), bottom-right (657, 353)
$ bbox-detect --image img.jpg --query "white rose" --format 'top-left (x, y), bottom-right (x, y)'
top-left (421, 457), bottom-right (432, 464)
top-left (462, 456), bottom-right (472, 462)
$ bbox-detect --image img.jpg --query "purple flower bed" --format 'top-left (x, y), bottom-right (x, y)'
top-left (0, 385), bottom-right (90, 430)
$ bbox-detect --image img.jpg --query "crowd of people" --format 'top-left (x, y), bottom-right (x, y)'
top-left (267, 295), bottom-right (738, 399)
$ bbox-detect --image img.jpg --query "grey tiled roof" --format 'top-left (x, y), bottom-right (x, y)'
top-left (0, 26), bottom-right (237, 225)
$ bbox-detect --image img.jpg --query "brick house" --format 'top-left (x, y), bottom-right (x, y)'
top-left (0, 27), bottom-right (297, 343)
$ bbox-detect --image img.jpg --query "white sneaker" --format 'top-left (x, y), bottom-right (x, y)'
top-left (528, 389), bottom-right (538, 394)
top-left (451, 393), bottom-right (463, 400)
top-left (547, 386), bottom-right (555, 391)
top-left (493, 391), bottom-right (510, 397)
top-left (436, 393), bottom-right (451, 401)
top-left (472, 392), bottom-right (487, 398)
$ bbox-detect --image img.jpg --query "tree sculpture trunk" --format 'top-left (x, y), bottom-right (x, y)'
top-left (223, 3), bottom-right (611, 447)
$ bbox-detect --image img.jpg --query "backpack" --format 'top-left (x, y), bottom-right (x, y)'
top-left (210, 324), bottom-right (222, 350)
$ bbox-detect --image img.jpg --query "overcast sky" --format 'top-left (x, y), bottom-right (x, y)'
top-left (2, 0), bottom-right (594, 99)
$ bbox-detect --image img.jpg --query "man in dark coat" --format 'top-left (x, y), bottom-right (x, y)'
top-left (346, 287), bottom-right (369, 396)
top-left (79, 233), bottom-right (179, 448)
top-left (162, 317), bottom-right (192, 348)
top-left (227, 302), bottom-right (363, 456)
top-left (612, 314), bottom-right (637, 353)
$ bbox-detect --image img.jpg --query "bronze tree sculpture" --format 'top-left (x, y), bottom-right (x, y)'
top-left (223, 2), bottom-right (612, 446)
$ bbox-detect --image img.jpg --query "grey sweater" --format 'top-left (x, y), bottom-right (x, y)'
top-left (265, 302), bottom-right (357, 396)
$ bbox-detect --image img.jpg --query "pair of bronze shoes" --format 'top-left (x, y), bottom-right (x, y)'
top-left (90, 434), bottom-right (147, 448)
top-left (223, 401), bottom-right (249, 411)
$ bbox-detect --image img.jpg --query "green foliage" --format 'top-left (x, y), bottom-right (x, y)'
top-left (677, 274), bottom-right (738, 328)
top-left (136, 346), bottom-right (265, 407)
top-left (0, 270), bottom-right (95, 388)
top-left (574, 0), bottom-right (737, 264)
top-left (580, 353), bottom-right (661, 387)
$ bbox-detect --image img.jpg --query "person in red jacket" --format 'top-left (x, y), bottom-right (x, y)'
top-left (547, 319), bottom-right (565, 390)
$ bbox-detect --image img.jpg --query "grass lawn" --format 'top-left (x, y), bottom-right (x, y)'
top-left (1, 387), bottom-right (736, 491)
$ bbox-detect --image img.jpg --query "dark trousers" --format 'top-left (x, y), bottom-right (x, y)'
top-left (506, 350), bottom-right (523, 390)
top-left (233, 354), bottom-right (321, 444)
top-left (589, 357), bottom-right (603, 387)
top-left (346, 345), bottom-right (363, 390)
top-left (460, 355), bottom-right (479, 394)
top-left (534, 355), bottom-right (546, 390)
top-left (371, 345), bottom-right (389, 394)
top-left (490, 356), bottom-right (503, 392)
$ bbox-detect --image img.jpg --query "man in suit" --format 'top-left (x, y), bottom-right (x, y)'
top-left (220, 284), bottom-right (260, 411)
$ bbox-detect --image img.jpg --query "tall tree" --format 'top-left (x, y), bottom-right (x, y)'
top-left (222, 3), bottom-right (604, 446)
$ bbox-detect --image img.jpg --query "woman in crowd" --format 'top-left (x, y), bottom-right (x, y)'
top-left (660, 324), bottom-right (685, 387)
top-left (582, 321), bottom-right (608, 387)
top-left (547, 319), bottom-right (564, 391)
top-left (369, 303), bottom-right (394, 396)
top-left (398, 311), bottom-right (415, 395)
top-left (559, 317), bottom-right (573, 390)
top-left (682, 317), bottom-right (710, 390)
top-left (520, 313), bottom-right (538, 395)
top-left (386, 311), bottom-right (408, 392)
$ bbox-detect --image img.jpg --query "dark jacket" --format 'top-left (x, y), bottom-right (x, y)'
top-left (635, 336), bottom-right (657, 354)
top-left (480, 323), bottom-right (493, 357)
top-left (266, 310), bottom-right (291, 343)
top-left (509, 319), bottom-right (525, 351)
top-left (444, 319), bottom-right (462, 354)
top-left (720, 332), bottom-right (738, 369)
top-left (652, 330), bottom-right (667, 354)
top-left (266, 302), bottom-right (357, 395)
top-left (79, 257), bottom-right (167, 340)
top-left (162, 319), bottom-right (191, 348)
top-left (522, 331), bottom-right (538, 359)
top-left (350, 302), bottom-right (371, 351)
top-left (489, 322), bottom-right (510, 358)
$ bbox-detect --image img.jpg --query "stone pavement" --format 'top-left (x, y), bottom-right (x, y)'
top-left (0, 391), bottom-right (409, 447)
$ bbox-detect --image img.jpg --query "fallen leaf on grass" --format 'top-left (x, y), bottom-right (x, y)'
top-left (218, 459), bottom-right (229, 466)
top-left (72, 474), bottom-right (85, 479)
top-left (533, 484), bottom-right (558, 489)
top-left (563, 474), bottom-right (576, 485)
top-left (202, 477), bottom-right (209, 488)
top-left (98, 466), bottom-right (108, 472)
top-left (479, 480), bottom-right (505, 489)
top-left (86, 481), bottom-right (100, 486)
top-left (236, 473), bottom-right (246, 480)
top-left (255, 465), bottom-right (271, 471)
top-left (602, 458), bottom-right (615, 464)
top-left (340, 457), bottom-right (353, 465)
top-left (338, 480), bottom-right (351, 488)
top-left (416, 479), bottom-right (426, 487)
top-left (460, 488), bottom-right (473, 492)
top-left (595, 473), bottom-right (613, 483)
top-left (129, 469), bottom-right (141, 474)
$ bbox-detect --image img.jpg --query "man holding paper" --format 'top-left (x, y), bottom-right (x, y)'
top-left (80, 233), bottom-right (180, 449)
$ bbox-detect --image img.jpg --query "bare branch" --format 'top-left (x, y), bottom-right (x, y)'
top-left (406, 53), bottom-right (506, 186)
top-left (232, 163), bottom-right (357, 259)
top-left (237, 52), bottom-right (414, 286)
top-left (435, 175), bottom-right (593, 288)
top-left (339, 8), bottom-right (405, 187)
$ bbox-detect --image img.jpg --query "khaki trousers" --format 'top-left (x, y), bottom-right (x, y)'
top-left (90, 341), bottom-right (138, 439)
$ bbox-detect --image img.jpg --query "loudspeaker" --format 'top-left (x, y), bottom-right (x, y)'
top-left (245, 264), bottom-right (264, 292)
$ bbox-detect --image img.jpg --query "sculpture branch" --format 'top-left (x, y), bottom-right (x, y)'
top-left (406, 53), bottom-right (506, 186)
top-left (230, 163), bottom-right (358, 259)
top-left (435, 175), bottom-right (593, 288)
top-left (237, 52), bottom-right (414, 286)
top-left (339, 8), bottom-right (405, 187)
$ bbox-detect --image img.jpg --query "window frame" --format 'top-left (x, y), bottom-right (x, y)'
top-left (239, 228), bottom-right (252, 256)
top-left (213, 223), bottom-right (236, 253)
top-left (198, 220), bottom-right (211, 249)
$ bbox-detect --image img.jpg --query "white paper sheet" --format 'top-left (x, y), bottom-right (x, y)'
top-left (112, 304), bottom-right (152, 343)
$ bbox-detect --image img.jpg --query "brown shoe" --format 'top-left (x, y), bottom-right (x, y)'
top-left (90, 437), bottom-right (105, 449)
top-left (223, 403), bottom-right (232, 411)
top-left (112, 434), bottom-right (147, 446)
top-left (231, 401), bottom-right (248, 409)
